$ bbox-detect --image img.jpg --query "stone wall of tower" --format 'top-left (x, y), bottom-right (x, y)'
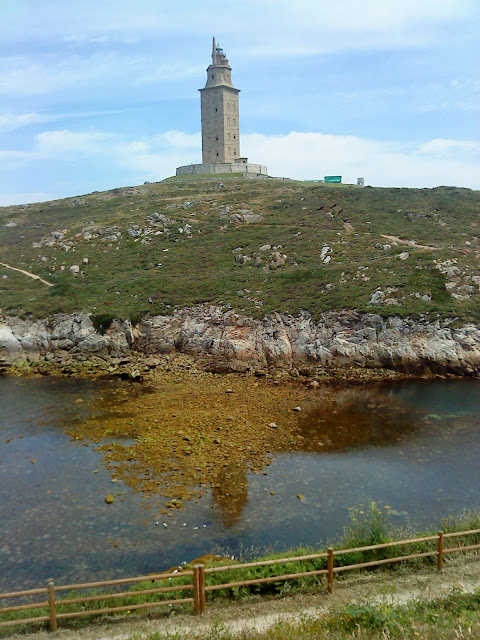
top-left (176, 162), bottom-right (268, 176)
top-left (199, 40), bottom-right (242, 164)
top-left (201, 87), bottom-right (240, 163)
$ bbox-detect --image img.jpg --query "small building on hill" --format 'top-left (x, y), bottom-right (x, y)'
top-left (176, 38), bottom-right (268, 178)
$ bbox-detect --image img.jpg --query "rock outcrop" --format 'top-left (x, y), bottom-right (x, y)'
top-left (1, 308), bottom-right (479, 375)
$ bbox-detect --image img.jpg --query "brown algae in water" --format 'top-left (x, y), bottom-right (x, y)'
top-left (73, 367), bottom-right (424, 514)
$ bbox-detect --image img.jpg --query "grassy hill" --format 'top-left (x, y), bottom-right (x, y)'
top-left (1, 177), bottom-right (479, 323)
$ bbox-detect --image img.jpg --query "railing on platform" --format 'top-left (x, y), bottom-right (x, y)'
top-left (1, 528), bottom-right (479, 632)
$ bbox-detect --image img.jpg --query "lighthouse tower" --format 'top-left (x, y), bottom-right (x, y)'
top-left (199, 38), bottom-right (243, 164)
top-left (175, 38), bottom-right (267, 177)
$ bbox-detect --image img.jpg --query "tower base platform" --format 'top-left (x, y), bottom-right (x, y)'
top-left (176, 162), bottom-right (268, 177)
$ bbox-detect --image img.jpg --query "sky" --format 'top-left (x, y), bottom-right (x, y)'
top-left (0, 0), bottom-right (479, 205)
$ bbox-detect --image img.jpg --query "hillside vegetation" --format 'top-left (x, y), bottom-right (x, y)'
top-left (1, 178), bottom-right (479, 322)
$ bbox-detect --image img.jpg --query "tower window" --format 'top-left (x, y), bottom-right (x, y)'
top-left (216, 152), bottom-right (219, 156)
top-left (215, 108), bottom-right (218, 112)
top-left (211, 75), bottom-right (214, 79)
top-left (233, 135), bottom-right (236, 139)
top-left (216, 137), bottom-right (218, 141)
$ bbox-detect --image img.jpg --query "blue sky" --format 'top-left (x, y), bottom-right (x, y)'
top-left (1, 0), bottom-right (479, 204)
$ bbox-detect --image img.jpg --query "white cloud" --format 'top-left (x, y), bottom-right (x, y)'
top-left (0, 55), bottom-right (103, 97)
top-left (0, 148), bottom-right (38, 169)
top-left (0, 128), bottom-right (199, 195)
top-left (114, 132), bottom-right (201, 180)
top-left (155, 131), bottom-right (201, 149)
top-left (2, 1), bottom-right (476, 80)
top-left (122, 141), bottom-right (149, 154)
top-left (1, 128), bottom-right (478, 206)
top-left (0, 130), bottom-right (117, 172)
top-left (0, 192), bottom-right (61, 206)
top-left (35, 129), bottom-right (115, 155)
top-left (0, 112), bottom-right (55, 130)
top-left (0, 52), bottom-right (203, 98)
top-left (134, 63), bottom-right (204, 86)
top-left (3, 0), bottom-right (474, 50)
top-left (241, 131), bottom-right (480, 188)
top-left (417, 138), bottom-right (480, 155)
top-left (282, 0), bottom-right (473, 32)
top-left (0, 108), bottom-right (137, 131)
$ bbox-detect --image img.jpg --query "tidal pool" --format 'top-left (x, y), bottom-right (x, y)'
top-left (0, 374), bottom-right (479, 592)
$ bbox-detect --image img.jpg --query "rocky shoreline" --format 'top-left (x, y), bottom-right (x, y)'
top-left (1, 307), bottom-right (479, 377)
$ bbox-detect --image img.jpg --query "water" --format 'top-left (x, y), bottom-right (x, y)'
top-left (0, 375), bottom-right (479, 592)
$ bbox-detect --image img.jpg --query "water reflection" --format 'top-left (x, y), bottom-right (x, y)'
top-left (208, 385), bottom-right (425, 524)
top-left (292, 385), bottom-right (422, 452)
top-left (211, 463), bottom-right (248, 527)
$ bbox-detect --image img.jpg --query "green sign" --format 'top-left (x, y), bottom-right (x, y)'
top-left (325, 176), bottom-right (342, 183)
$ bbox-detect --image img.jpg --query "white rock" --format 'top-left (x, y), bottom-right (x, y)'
top-left (370, 291), bottom-right (385, 305)
top-left (320, 246), bottom-right (330, 260)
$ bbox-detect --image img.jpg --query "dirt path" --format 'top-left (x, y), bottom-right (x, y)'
top-left (380, 235), bottom-right (438, 250)
top-left (8, 555), bottom-right (479, 640)
top-left (0, 262), bottom-right (53, 287)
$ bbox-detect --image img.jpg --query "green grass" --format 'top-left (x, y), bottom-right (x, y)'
top-left (0, 180), bottom-right (479, 322)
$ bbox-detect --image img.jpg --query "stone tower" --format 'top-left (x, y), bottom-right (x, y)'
top-left (175, 39), bottom-right (267, 177)
top-left (199, 38), bottom-right (243, 164)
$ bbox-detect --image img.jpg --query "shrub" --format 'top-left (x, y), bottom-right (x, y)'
top-left (91, 313), bottom-right (115, 335)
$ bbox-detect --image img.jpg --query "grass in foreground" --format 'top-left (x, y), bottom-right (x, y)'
top-left (133, 589), bottom-right (480, 639)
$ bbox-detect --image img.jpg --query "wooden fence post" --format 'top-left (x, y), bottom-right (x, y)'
top-left (437, 531), bottom-right (444, 570)
top-left (327, 547), bottom-right (334, 595)
top-left (47, 579), bottom-right (57, 632)
top-left (193, 565), bottom-right (200, 615)
top-left (198, 564), bottom-right (206, 614)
